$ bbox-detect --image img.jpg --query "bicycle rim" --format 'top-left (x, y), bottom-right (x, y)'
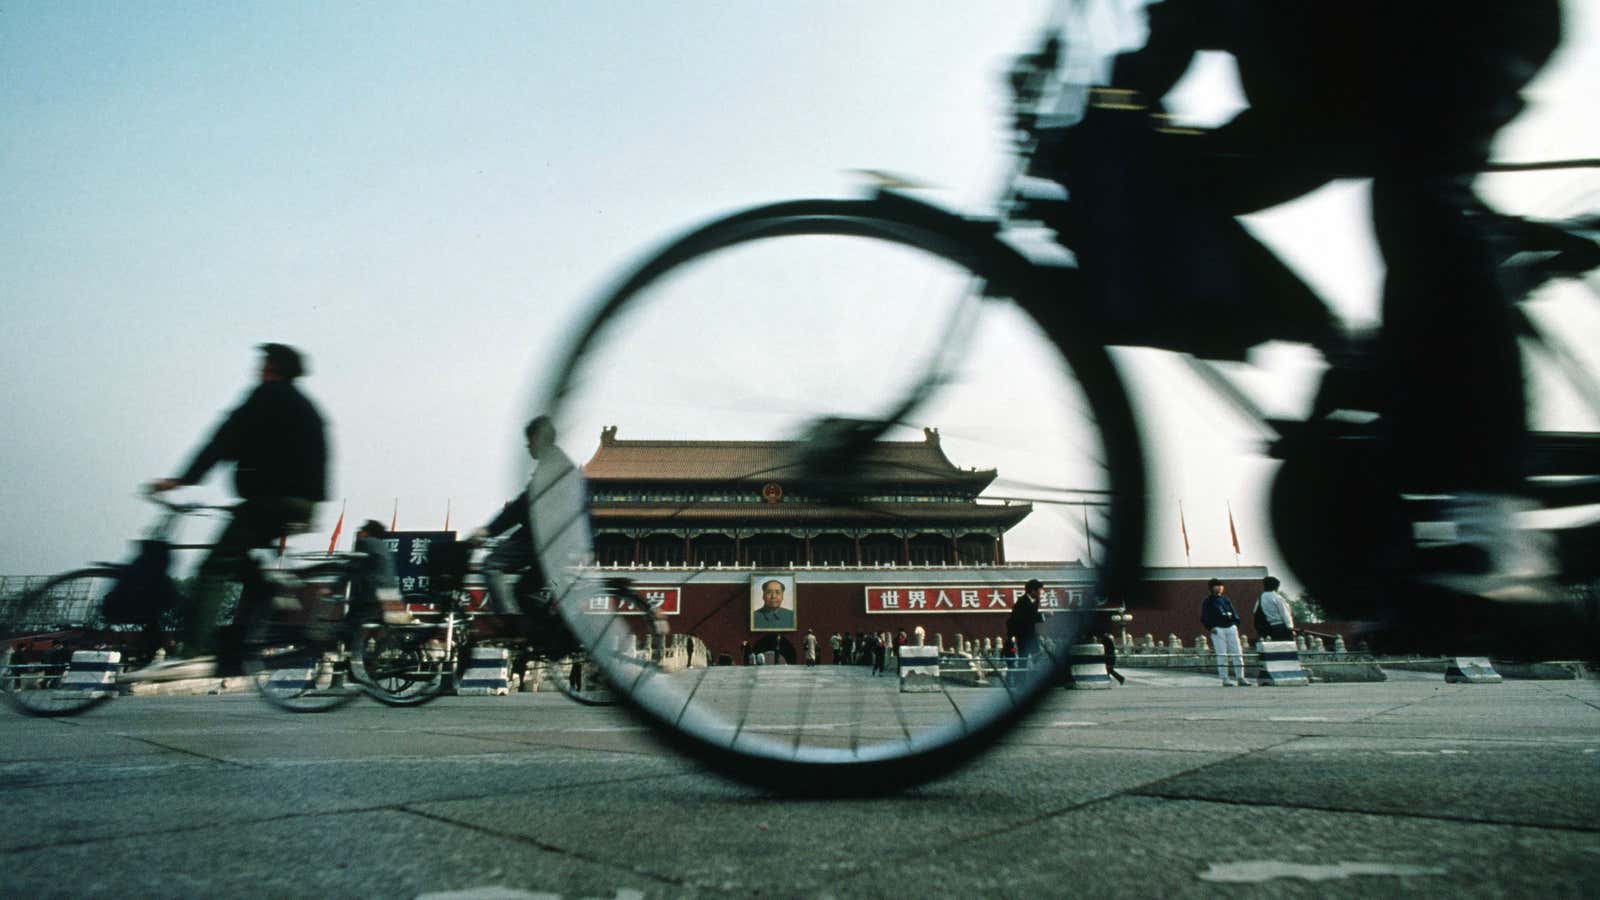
top-left (352, 624), bottom-right (449, 707)
top-left (242, 606), bottom-right (360, 713)
top-left (531, 198), bottom-right (1145, 793)
top-left (0, 569), bottom-right (125, 717)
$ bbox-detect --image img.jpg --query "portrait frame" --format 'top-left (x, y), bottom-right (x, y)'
top-left (749, 573), bottom-right (798, 632)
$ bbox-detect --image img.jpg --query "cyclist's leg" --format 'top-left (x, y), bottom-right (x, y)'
top-left (187, 498), bottom-right (313, 660)
top-left (183, 515), bottom-right (254, 658)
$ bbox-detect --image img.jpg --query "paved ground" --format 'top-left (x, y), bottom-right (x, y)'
top-left (1, 669), bottom-right (1596, 899)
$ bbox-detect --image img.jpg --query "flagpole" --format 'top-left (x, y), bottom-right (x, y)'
top-left (1179, 500), bottom-right (1192, 567)
top-left (444, 498), bottom-right (451, 532)
top-left (390, 499), bottom-right (398, 532)
top-left (1227, 502), bottom-right (1241, 565)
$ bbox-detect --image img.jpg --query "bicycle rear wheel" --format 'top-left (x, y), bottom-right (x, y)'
top-left (241, 572), bottom-right (361, 713)
top-left (531, 196), bottom-right (1145, 792)
top-left (0, 569), bottom-right (126, 717)
top-left (352, 623), bottom-right (450, 707)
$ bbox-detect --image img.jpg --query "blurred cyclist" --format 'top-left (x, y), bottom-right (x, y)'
top-left (137, 342), bottom-right (328, 679)
top-left (1045, 2), bottom-right (1563, 608)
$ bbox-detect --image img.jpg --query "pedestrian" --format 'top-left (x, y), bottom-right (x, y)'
top-left (842, 632), bottom-right (856, 665)
top-left (1099, 632), bottom-right (1126, 685)
top-left (803, 629), bottom-right (818, 667)
top-left (1201, 578), bottom-right (1247, 686)
top-left (830, 632), bottom-right (842, 664)
top-left (1252, 576), bottom-right (1296, 641)
top-left (1007, 579), bottom-right (1046, 660)
top-left (870, 633), bottom-right (886, 676)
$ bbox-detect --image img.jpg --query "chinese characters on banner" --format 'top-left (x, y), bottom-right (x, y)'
top-left (863, 584), bottom-right (1094, 614)
top-left (583, 587), bottom-right (681, 616)
top-left (383, 530), bottom-right (457, 599)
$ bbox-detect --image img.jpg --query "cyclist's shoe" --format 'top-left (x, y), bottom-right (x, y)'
top-left (121, 655), bottom-right (219, 683)
top-left (1410, 492), bottom-right (1560, 605)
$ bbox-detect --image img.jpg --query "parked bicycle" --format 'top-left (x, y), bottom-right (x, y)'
top-left (524, 17), bottom-right (1599, 792)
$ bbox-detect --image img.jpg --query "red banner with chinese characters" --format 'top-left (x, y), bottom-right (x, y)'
top-left (864, 584), bottom-right (1093, 614)
top-left (581, 586), bottom-right (681, 616)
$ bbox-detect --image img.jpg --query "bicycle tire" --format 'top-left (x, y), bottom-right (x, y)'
top-left (531, 195), bottom-right (1147, 793)
top-left (0, 568), bottom-right (125, 717)
top-left (240, 576), bottom-right (361, 714)
top-left (352, 623), bottom-right (450, 707)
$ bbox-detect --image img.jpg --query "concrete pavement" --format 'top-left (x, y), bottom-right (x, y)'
top-left (0, 670), bottom-right (1595, 898)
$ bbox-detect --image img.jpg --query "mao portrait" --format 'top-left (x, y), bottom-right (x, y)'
top-left (750, 575), bottom-right (797, 631)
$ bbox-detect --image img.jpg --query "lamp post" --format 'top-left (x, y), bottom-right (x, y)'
top-left (1113, 612), bottom-right (1133, 647)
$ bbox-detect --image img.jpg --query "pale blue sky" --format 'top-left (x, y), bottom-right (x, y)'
top-left (3, 1), bottom-right (1596, 587)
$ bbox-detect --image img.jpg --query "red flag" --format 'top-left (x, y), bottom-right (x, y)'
top-left (390, 499), bottom-right (398, 532)
top-left (327, 500), bottom-right (346, 555)
top-left (1179, 501), bottom-right (1192, 565)
top-left (1228, 503), bottom-right (1241, 558)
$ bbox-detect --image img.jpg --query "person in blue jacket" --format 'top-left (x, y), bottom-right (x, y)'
top-left (1201, 578), bottom-right (1246, 686)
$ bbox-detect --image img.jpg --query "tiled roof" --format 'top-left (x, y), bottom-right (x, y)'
top-left (582, 426), bottom-right (997, 488)
top-left (590, 500), bottom-right (1032, 528)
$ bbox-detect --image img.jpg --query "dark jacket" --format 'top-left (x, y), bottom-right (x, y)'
top-left (483, 489), bottom-right (529, 537)
top-left (181, 381), bottom-right (327, 501)
top-left (1200, 593), bottom-right (1241, 630)
top-left (346, 534), bottom-right (398, 621)
top-left (1007, 594), bottom-right (1044, 641)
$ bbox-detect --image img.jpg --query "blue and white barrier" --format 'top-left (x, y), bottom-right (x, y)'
top-left (264, 653), bottom-right (338, 696)
top-left (1067, 643), bottom-right (1113, 690)
top-left (63, 650), bottom-right (120, 697)
top-left (1256, 640), bottom-right (1310, 686)
top-left (899, 645), bottom-right (940, 692)
top-left (1445, 657), bottom-right (1502, 684)
top-left (458, 646), bottom-right (511, 695)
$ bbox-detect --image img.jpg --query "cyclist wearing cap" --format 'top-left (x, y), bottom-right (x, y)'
top-left (138, 342), bottom-right (328, 679)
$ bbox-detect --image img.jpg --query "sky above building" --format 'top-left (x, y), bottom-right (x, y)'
top-left (3, 1), bottom-right (1596, 593)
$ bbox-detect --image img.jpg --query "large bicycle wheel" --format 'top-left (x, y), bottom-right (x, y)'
top-left (351, 622), bottom-right (450, 707)
top-left (531, 195), bottom-right (1146, 793)
top-left (0, 569), bottom-right (126, 717)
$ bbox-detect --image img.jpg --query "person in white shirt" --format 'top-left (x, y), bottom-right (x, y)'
top-left (1254, 576), bottom-right (1296, 641)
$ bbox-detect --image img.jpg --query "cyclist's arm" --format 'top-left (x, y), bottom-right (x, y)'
top-left (156, 390), bottom-right (256, 491)
top-left (1106, 0), bottom-right (1214, 110)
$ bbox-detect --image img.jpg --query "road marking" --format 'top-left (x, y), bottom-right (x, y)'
top-left (1045, 721), bottom-right (1099, 727)
top-left (1268, 716), bottom-right (1330, 722)
top-left (1199, 861), bottom-right (1446, 883)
